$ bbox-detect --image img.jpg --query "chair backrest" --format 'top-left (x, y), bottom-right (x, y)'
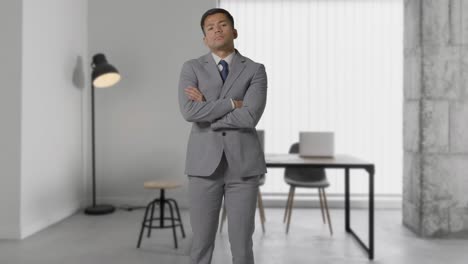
top-left (284, 142), bottom-right (326, 182)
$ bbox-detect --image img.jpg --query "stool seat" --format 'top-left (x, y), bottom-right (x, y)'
top-left (144, 181), bottom-right (182, 190)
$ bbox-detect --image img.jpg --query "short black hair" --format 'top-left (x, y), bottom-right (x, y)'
top-left (200, 8), bottom-right (235, 36)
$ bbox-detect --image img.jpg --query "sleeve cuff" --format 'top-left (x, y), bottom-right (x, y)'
top-left (230, 98), bottom-right (235, 109)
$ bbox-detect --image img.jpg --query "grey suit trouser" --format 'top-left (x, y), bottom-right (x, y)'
top-left (189, 152), bottom-right (259, 264)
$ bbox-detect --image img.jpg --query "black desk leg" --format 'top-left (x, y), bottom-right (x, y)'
top-left (368, 166), bottom-right (375, 259)
top-left (345, 168), bottom-right (350, 232)
top-left (346, 166), bottom-right (375, 260)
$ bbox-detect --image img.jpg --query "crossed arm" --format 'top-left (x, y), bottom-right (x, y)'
top-left (178, 61), bottom-right (267, 130)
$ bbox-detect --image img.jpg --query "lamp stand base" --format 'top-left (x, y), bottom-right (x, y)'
top-left (84, 204), bottom-right (116, 215)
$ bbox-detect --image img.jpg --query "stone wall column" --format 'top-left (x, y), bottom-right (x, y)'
top-left (404, 0), bottom-right (468, 237)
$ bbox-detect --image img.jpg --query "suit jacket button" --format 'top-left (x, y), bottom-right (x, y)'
top-left (222, 132), bottom-right (226, 136)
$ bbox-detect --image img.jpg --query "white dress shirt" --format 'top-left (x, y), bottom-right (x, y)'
top-left (212, 52), bottom-right (235, 72)
top-left (212, 52), bottom-right (236, 109)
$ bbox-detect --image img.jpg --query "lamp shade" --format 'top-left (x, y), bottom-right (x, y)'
top-left (91, 53), bottom-right (121, 88)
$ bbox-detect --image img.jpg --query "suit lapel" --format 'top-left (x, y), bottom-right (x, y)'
top-left (202, 53), bottom-right (223, 99)
top-left (220, 51), bottom-right (246, 99)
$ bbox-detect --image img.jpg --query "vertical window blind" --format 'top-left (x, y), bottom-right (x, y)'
top-left (219, 0), bottom-right (403, 196)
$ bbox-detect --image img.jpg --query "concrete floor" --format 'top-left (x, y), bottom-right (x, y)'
top-left (0, 208), bottom-right (467, 264)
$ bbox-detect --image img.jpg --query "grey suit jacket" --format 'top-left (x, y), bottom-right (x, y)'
top-left (178, 50), bottom-right (267, 177)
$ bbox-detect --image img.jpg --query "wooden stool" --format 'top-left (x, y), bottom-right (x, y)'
top-left (136, 181), bottom-right (185, 249)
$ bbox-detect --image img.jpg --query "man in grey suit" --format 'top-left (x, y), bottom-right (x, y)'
top-left (178, 8), bottom-right (267, 264)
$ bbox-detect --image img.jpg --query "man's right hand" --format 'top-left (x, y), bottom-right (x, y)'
top-left (233, 100), bottom-right (243, 108)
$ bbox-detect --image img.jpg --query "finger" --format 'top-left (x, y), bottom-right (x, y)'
top-left (193, 90), bottom-right (204, 98)
top-left (187, 86), bottom-right (202, 92)
top-left (187, 88), bottom-right (202, 97)
top-left (188, 90), bottom-right (203, 98)
top-left (197, 95), bottom-right (205, 102)
top-left (185, 88), bottom-right (205, 102)
top-left (185, 89), bottom-right (196, 95)
top-left (188, 94), bottom-right (201, 101)
top-left (185, 87), bottom-right (200, 93)
top-left (185, 87), bottom-right (199, 94)
top-left (187, 93), bottom-right (198, 98)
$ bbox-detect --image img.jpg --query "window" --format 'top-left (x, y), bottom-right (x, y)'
top-left (219, 0), bottom-right (403, 198)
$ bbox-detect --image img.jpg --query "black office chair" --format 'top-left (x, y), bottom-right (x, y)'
top-left (283, 142), bottom-right (333, 235)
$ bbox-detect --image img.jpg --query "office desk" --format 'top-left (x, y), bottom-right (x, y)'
top-left (265, 154), bottom-right (375, 260)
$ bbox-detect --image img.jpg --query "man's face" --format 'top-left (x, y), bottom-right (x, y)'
top-left (203, 13), bottom-right (237, 51)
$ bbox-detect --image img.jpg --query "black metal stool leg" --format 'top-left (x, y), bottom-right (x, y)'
top-left (168, 198), bottom-right (185, 238)
top-left (137, 202), bottom-right (152, 248)
top-left (166, 200), bottom-right (178, 249)
top-left (137, 186), bottom-right (184, 250)
top-left (160, 189), bottom-right (165, 228)
top-left (147, 200), bottom-right (157, 238)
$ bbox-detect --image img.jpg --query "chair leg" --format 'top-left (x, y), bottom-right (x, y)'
top-left (283, 186), bottom-right (293, 223)
top-left (322, 188), bottom-right (333, 236)
top-left (257, 191), bottom-right (266, 233)
top-left (318, 188), bottom-right (326, 224)
top-left (166, 201), bottom-right (178, 249)
top-left (219, 201), bottom-right (227, 233)
top-left (258, 191), bottom-right (266, 222)
top-left (286, 186), bottom-right (296, 234)
top-left (168, 198), bottom-right (186, 238)
top-left (137, 202), bottom-right (152, 248)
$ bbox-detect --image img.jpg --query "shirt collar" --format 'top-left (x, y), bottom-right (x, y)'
top-left (211, 51), bottom-right (235, 66)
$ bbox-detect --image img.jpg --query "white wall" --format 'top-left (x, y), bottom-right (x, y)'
top-left (88, 0), bottom-right (216, 208)
top-left (20, 0), bottom-right (88, 239)
top-left (0, 0), bottom-right (22, 239)
top-left (1, 0), bottom-right (216, 240)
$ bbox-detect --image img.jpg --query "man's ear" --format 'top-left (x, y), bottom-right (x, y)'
top-left (233, 29), bottom-right (238, 39)
top-left (203, 36), bottom-right (208, 46)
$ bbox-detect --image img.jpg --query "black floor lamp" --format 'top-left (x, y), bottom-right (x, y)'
top-left (84, 53), bottom-right (121, 215)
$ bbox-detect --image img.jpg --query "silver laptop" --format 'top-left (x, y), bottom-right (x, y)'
top-left (299, 132), bottom-right (335, 157)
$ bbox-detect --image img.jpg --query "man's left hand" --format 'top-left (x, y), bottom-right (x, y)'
top-left (185, 86), bottom-right (206, 102)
